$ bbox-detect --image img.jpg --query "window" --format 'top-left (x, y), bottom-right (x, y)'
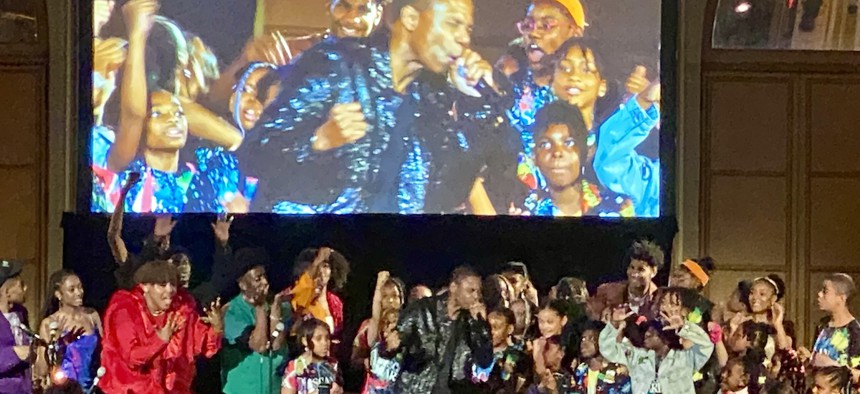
top-left (712, 0), bottom-right (860, 50)
top-left (0, 2), bottom-right (37, 43)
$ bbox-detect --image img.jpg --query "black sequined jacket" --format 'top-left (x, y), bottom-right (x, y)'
top-left (394, 295), bottom-right (494, 394)
top-left (244, 30), bottom-right (519, 213)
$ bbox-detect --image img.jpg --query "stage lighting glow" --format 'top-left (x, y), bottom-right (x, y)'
top-left (735, 1), bottom-right (752, 13)
top-left (51, 368), bottom-right (67, 386)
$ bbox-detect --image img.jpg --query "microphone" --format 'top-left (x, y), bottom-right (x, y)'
top-left (48, 321), bottom-right (59, 340)
top-left (456, 64), bottom-right (499, 99)
top-left (271, 322), bottom-right (285, 339)
top-left (17, 323), bottom-right (46, 345)
top-left (46, 321), bottom-right (61, 367)
top-left (86, 367), bottom-right (106, 394)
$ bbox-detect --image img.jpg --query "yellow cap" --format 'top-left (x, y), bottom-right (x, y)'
top-left (553, 0), bottom-right (587, 29)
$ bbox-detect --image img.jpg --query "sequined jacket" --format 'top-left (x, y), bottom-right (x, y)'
top-left (246, 31), bottom-right (518, 214)
top-left (394, 295), bottom-right (494, 394)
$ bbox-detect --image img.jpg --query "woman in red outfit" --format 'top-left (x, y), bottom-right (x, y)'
top-left (287, 247), bottom-right (350, 341)
top-left (99, 260), bottom-right (224, 393)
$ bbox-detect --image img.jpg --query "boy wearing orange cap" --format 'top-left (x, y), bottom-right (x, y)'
top-left (502, 0), bottom-right (587, 213)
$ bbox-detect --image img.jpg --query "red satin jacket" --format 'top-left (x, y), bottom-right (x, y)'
top-left (99, 286), bottom-right (222, 394)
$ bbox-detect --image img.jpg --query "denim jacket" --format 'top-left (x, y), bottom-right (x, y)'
top-left (599, 321), bottom-right (713, 394)
top-left (592, 96), bottom-right (661, 217)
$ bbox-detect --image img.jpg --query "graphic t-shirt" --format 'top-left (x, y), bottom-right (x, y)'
top-left (361, 344), bottom-right (401, 394)
top-left (813, 318), bottom-right (860, 368)
top-left (282, 356), bottom-right (339, 394)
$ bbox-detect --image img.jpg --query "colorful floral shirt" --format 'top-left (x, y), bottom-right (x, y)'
top-left (92, 147), bottom-right (241, 213)
top-left (533, 179), bottom-right (635, 217)
top-left (813, 319), bottom-right (860, 369)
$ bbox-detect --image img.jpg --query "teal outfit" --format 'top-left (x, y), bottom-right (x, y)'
top-left (221, 295), bottom-right (292, 394)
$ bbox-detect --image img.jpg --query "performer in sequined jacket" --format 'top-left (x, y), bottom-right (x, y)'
top-left (393, 266), bottom-right (493, 394)
top-left (245, 0), bottom-right (516, 214)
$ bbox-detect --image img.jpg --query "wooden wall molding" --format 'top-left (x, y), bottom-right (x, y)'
top-left (701, 0), bottom-right (860, 344)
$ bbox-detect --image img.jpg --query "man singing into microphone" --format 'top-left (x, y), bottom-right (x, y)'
top-left (0, 259), bottom-right (33, 394)
top-left (221, 248), bottom-right (291, 394)
top-left (246, 0), bottom-right (516, 214)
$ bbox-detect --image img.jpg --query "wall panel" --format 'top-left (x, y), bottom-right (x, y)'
top-left (809, 81), bottom-right (860, 174)
top-left (809, 178), bottom-right (860, 268)
top-left (0, 69), bottom-right (40, 166)
top-left (707, 78), bottom-right (790, 173)
top-left (707, 175), bottom-right (787, 269)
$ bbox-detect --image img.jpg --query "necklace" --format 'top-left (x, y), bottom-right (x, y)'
top-left (628, 282), bottom-right (653, 307)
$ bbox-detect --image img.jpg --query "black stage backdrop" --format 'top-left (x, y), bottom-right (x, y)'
top-left (62, 213), bottom-right (676, 389)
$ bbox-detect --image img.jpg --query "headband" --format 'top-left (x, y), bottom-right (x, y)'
top-left (232, 62), bottom-right (278, 136)
top-left (754, 276), bottom-right (781, 297)
top-left (154, 16), bottom-right (189, 96)
top-left (681, 259), bottom-right (710, 287)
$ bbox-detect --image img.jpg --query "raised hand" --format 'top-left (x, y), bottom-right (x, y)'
top-left (770, 302), bottom-right (785, 327)
top-left (156, 312), bottom-right (183, 342)
top-left (384, 329), bottom-right (401, 351)
top-left (450, 49), bottom-right (495, 97)
top-left (625, 65), bottom-right (649, 95)
top-left (93, 37), bottom-right (127, 77)
top-left (312, 103), bottom-right (368, 151)
top-left (242, 31), bottom-right (293, 66)
top-left (211, 214), bottom-right (233, 245)
top-left (315, 247), bottom-right (333, 265)
top-left (153, 215), bottom-right (176, 238)
top-left (61, 325), bottom-right (87, 345)
top-left (609, 304), bottom-right (632, 328)
top-left (204, 298), bottom-right (224, 333)
top-left (797, 346), bottom-right (812, 364)
top-left (270, 292), bottom-right (284, 321)
top-left (659, 292), bottom-right (684, 323)
top-left (661, 309), bottom-right (685, 331)
top-left (376, 271), bottom-right (391, 290)
top-left (470, 303), bottom-right (487, 320)
top-left (122, 0), bottom-right (159, 36)
top-left (221, 192), bottom-right (250, 214)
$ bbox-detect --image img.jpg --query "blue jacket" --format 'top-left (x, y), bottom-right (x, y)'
top-left (592, 96), bottom-right (661, 217)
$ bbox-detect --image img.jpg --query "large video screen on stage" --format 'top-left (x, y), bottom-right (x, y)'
top-left (88, 0), bottom-right (662, 217)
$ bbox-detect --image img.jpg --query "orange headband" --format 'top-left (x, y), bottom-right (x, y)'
top-left (681, 259), bottom-right (709, 287)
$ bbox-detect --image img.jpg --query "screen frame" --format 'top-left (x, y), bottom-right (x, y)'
top-left (74, 0), bottom-right (679, 219)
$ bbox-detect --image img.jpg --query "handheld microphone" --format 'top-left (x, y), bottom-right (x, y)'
top-left (17, 323), bottom-right (46, 345)
top-left (48, 321), bottom-right (59, 340)
top-left (86, 367), bottom-right (106, 394)
top-left (46, 321), bottom-right (61, 367)
top-left (271, 322), bottom-right (285, 339)
top-left (456, 64), bottom-right (501, 100)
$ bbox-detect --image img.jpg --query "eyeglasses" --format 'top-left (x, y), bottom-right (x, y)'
top-left (517, 17), bottom-right (561, 35)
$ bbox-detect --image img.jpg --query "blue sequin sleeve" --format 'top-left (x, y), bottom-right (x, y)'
top-left (243, 45), bottom-right (353, 209)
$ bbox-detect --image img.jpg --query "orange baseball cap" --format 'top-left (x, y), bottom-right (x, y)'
top-left (553, 0), bottom-right (587, 29)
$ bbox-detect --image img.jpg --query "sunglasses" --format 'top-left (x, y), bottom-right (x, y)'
top-left (517, 17), bottom-right (561, 35)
